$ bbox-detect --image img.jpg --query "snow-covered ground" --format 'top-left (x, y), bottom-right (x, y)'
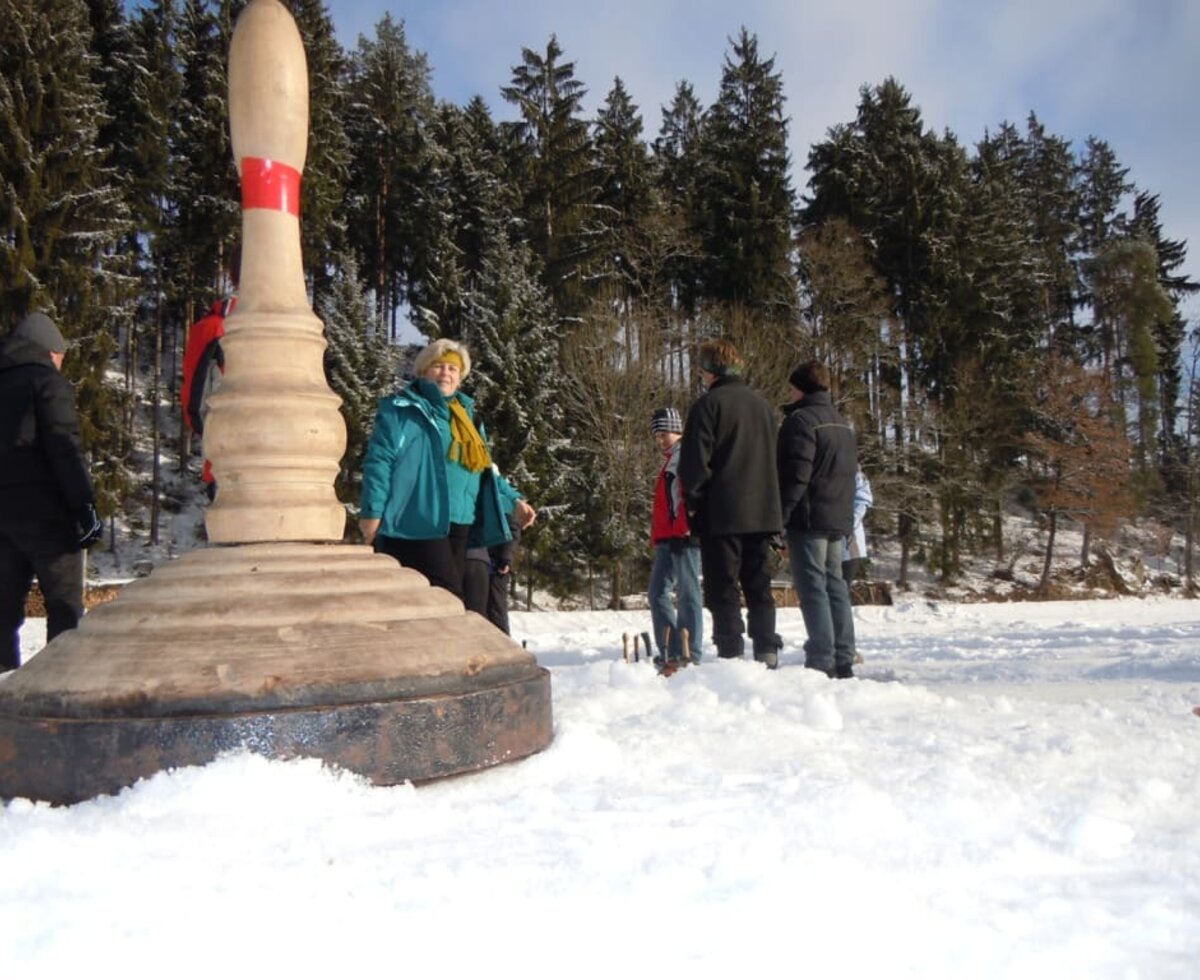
top-left (3, 598), bottom-right (1199, 976)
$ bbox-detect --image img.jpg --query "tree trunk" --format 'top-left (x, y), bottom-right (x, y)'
top-left (1186, 496), bottom-right (1196, 595)
top-left (150, 289), bottom-right (163, 546)
top-left (179, 295), bottom-right (195, 475)
top-left (125, 322), bottom-right (138, 453)
top-left (938, 492), bottom-right (952, 583)
top-left (1039, 510), bottom-right (1058, 594)
top-left (993, 495), bottom-right (1004, 563)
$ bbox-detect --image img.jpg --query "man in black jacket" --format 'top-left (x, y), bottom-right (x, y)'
top-left (777, 360), bottom-right (859, 677)
top-left (0, 313), bottom-right (102, 670)
top-left (679, 338), bottom-right (783, 666)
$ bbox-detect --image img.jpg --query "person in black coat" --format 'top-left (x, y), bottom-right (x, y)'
top-left (777, 359), bottom-right (859, 677)
top-left (0, 313), bottom-right (102, 670)
top-left (679, 338), bottom-right (783, 666)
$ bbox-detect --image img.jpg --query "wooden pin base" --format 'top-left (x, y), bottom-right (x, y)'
top-left (0, 543), bottom-right (553, 805)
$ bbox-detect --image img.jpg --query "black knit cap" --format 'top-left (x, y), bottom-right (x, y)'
top-left (651, 407), bottom-right (683, 434)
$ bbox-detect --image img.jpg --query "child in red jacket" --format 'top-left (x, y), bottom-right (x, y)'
top-left (648, 407), bottom-right (704, 665)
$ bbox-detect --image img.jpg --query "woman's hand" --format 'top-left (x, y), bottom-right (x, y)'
top-left (512, 498), bottom-right (537, 529)
top-left (359, 517), bottom-right (381, 546)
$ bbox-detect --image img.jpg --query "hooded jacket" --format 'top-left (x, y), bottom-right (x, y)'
top-left (181, 297), bottom-right (234, 485)
top-left (776, 390), bottom-right (858, 536)
top-left (0, 333), bottom-right (95, 525)
top-left (360, 380), bottom-right (520, 547)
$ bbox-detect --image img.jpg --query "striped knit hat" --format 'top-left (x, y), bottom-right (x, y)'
top-left (651, 407), bottom-right (683, 434)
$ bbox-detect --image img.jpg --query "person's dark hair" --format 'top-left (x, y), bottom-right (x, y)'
top-left (789, 359), bottom-right (830, 394)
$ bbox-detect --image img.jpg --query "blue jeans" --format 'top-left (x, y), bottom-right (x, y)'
top-left (649, 542), bottom-right (704, 662)
top-left (788, 532), bottom-right (855, 673)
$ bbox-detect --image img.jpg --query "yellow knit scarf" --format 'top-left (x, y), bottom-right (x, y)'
top-left (447, 397), bottom-right (491, 472)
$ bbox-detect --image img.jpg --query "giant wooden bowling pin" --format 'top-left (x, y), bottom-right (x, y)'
top-left (0, 0), bottom-right (552, 805)
top-left (203, 0), bottom-right (345, 543)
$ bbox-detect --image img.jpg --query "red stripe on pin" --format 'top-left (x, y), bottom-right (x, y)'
top-left (240, 157), bottom-right (301, 216)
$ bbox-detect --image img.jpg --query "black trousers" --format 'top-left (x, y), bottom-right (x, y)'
top-left (0, 519), bottom-right (84, 670)
top-left (374, 523), bottom-right (470, 599)
top-left (463, 558), bottom-right (512, 635)
top-left (698, 532), bottom-right (776, 651)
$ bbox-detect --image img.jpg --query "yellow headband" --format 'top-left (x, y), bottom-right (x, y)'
top-left (432, 351), bottom-right (464, 371)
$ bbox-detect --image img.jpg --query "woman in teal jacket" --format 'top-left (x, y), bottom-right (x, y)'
top-left (359, 339), bottom-right (536, 598)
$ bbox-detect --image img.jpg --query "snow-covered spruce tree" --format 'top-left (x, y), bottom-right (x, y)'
top-left (460, 96), bottom-right (523, 264)
top-left (126, 0), bottom-right (186, 505)
top-left (557, 305), bottom-right (670, 607)
top-left (592, 77), bottom-right (653, 301)
top-left (652, 80), bottom-right (706, 322)
top-left (501, 35), bottom-right (600, 323)
top-left (320, 250), bottom-right (397, 505)
top-left (135, 0), bottom-right (236, 544)
top-left (104, 0), bottom-right (171, 430)
top-left (458, 236), bottom-right (572, 599)
top-left (1183, 348), bottom-right (1200, 592)
top-left (413, 99), bottom-right (509, 342)
top-left (695, 27), bottom-right (796, 318)
top-left (1, 0), bottom-right (132, 521)
top-left (86, 0), bottom-right (144, 473)
top-left (290, 0), bottom-right (352, 303)
top-left (344, 13), bottom-right (438, 340)
top-left (1086, 237), bottom-right (1174, 491)
top-left (804, 78), bottom-right (972, 580)
top-left (948, 128), bottom-right (1045, 560)
top-left (796, 216), bottom-right (892, 436)
top-left (654, 80), bottom-right (704, 218)
top-left (1015, 113), bottom-right (1080, 351)
top-left (1127, 189), bottom-right (1199, 488)
top-left (1073, 137), bottom-right (1132, 311)
top-left (168, 0), bottom-right (238, 309)
top-left (405, 104), bottom-right (466, 344)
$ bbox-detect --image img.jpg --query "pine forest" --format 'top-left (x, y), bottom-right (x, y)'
top-left (3, 0), bottom-right (1198, 603)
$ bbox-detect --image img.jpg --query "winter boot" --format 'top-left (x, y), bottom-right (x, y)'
top-left (753, 633), bottom-right (783, 670)
top-left (834, 661), bottom-right (855, 679)
top-left (714, 634), bottom-right (745, 660)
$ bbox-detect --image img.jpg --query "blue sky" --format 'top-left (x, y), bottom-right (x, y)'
top-left (327, 0), bottom-right (1200, 330)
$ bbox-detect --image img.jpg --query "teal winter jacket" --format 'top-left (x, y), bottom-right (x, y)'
top-left (360, 379), bottom-right (521, 547)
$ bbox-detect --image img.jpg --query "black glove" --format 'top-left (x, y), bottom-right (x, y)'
top-left (77, 503), bottom-right (103, 548)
